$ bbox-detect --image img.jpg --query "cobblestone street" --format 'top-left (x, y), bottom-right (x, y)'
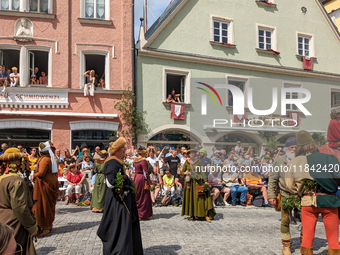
top-left (35, 202), bottom-right (333, 255)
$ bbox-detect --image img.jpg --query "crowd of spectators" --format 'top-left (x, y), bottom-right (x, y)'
top-left (0, 139), bottom-right (280, 208)
top-left (0, 65), bottom-right (20, 92)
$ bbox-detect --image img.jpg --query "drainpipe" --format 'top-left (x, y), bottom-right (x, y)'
top-left (132, 0), bottom-right (137, 146)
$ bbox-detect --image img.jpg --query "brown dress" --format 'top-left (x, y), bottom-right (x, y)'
top-left (32, 155), bottom-right (59, 231)
top-left (0, 173), bottom-right (37, 255)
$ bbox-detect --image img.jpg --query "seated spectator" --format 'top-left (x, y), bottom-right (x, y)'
top-left (261, 155), bottom-right (272, 183)
top-left (30, 75), bottom-right (37, 84)
top-left (92, 146), bottom-right (101, 161)
top-left (175, 168), bottom-right (185, 197)
top-left (166, 94), bottom-right (176, 103)
top-left (243, 168), bottom-right (272, 207)
top-left (237, 152), bottom-right (246, 167)
top-left (224, 152), bottom-right (234, 167)
top-left (98, 78), bottom-right (105, 88)
top-left (77, 148), bottom-right (92, 168)
top-left (9, 67), bottom-right (19, 87)
top-left (55, 149), bottom-right (65, 162)
top-left (33, 67), bottom-right (40, 82)
top-left (64, 149), bottom-right (76, 167)
top-left (59, 167), bottom-right (68, 200)
top-left (199, 148), bottom-right (211, 179)
top-left (170, 89), bottom-right (180, 102)
top-left (235, 141), bottom-right (243, 154)
top-left (84, 70), bottom-right (95, 96)
top-left (58, 160), bottom-right (65, 175)
top-left (211, 150), bottom-right (223, 168)
top-left (208, 169), bottom-right (230, 207)
top-left (222, 168), bottom-right (247, 206)
top-left (81, 155), bottom-right (94, 172)
top-left (0, 65), bottom-right (9, 92)
top-left (162, 168), bottom-right (175, 197)
top-left (65, 164), bottom-right (85, 205)
top-left (150, 167), bottom-right (162, 207)
top-left (39, 71), bottom-right (48, 85)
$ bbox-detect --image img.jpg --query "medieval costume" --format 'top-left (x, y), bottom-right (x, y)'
top-left (328, 106), bottom-right (340, 149)
top-left (97, 137), bottom-right (143, 255)
top-left (268, 137), bottom-right (298, 255)
top-left (286, 131), bottom-right (340, 255)
top-left (0, 148), bottom-right (37, 255)
top-left (90, 150), bottom-right (108, 212)
top-left (134, 147), bottom-right (153, 220)
top-left (181, 150), bottom-right (216, 222)
top-left (32, 141), bottom-right (59, 238)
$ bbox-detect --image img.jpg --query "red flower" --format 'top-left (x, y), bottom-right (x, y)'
top-left (121, 178), bottom-right (124, 180)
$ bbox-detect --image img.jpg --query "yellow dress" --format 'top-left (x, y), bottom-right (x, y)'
top-left (28, 156), bottom-right (38, 171)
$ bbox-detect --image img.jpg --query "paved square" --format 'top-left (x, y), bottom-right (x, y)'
top-left (35, 202), bottom-right (334, 254)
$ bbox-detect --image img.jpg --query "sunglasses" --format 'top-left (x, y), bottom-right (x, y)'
top-left (4, 243), bottom-right (23, 255)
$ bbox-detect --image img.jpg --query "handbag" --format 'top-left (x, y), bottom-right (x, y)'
top-left (196, 185), bottom-right (206, 197)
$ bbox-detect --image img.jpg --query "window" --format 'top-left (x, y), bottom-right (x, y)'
top-left (85, 54), bottom-right (105, 89)
top-left (84, 0), bottom-right (106, 19)
top-left (227, 77), bottom-right (248, 107)
top-left (28, 50), bottom-right (49, 85)
top-left (0, 0), bottom-right (20, 11)
top-left (297, 33), bottom-right (314, 58)
top-left (284, 83), bottom-right (301, 111)
top-left (257, 24), bottom-right (277, 51)
top-left (213, 21), bottom-right (228, 43)
top-left (0, 128), bottom-right (50, 148)
top-left (0, 49), bottom-right (20, 74)
top-left (259, 29), bottom-right (272, 50)
top-left (29, 0), bottom-right (48, 13)
top-left (0, 0), bottom-right (52, 13)
top-left (331, 91), bottom-right (340, 107)
top-left (72, 130), bottom-right (113, 150)
top-left (80, 50), bottom-right (110, 90)
top-left (166, 73), bottom-right (186, 102)
top-left (211, 16), bottom-right (234, 45)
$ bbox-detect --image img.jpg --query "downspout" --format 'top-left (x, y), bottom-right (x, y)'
top-left (132, 0), bottom-right (137, 146)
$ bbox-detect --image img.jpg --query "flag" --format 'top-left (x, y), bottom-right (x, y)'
top-left (171, 104), bottom-right (185, 119)
top-left (289, 112), bottom-right (300, 126)
top-left (234, 109), bottom-right (246, 123)
top-left (303, 56), bottom-right (313, 70)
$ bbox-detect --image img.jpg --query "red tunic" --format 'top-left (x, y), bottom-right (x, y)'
top-left (328, 119), bottom-right (340, 148)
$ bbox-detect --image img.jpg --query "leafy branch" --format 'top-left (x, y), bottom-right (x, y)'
top-left (259, 131), bottom-right (279, 151)
top-left (114, 86), bottom-right (148, 142)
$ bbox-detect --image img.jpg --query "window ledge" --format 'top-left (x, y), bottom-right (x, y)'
top-left (163, 102), bottom-right (191, 108)
top-left (255, 1), bottom-right (277, 7)
top-left (0, 10), bottom-right (55, 19)
top-left (210, 41), bottom-right (236, 48)
top-left (78, 18), bottom-right (113, 25)
top-left (295, 55), bottom-right (317, 61)
top-left (256, 48), bottom-right (280, 55)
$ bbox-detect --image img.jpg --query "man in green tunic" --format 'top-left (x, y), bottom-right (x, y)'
top-left (181, 149), bottom-right (216, 222)
top-left (0, 148), bottom-right (37, 255)
top-left (91, 150), bottom-right (108, 213)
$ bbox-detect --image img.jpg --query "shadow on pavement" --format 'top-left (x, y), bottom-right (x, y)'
top-left (214, 213), bottom-right (224, 220)
top-left (152, 213), bottom-right (178, 219)
top-left (57, 206), bottom-right (91, 213)
top-left (144, 245), bottom-right (182, 254)
top-left (36, 247), bottom-right (56, 254)
top-left (49, 221), bottom-right (100, 236)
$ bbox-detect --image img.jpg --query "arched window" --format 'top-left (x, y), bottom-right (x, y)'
top-left (148, 131), bottom-right (199, 150)
top-left (215, 133), bottom-right (259, 154)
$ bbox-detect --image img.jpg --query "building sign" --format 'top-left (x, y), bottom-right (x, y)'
top-left (0, 89), bottom-right (69, 108)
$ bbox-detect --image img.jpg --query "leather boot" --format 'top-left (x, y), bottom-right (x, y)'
top-left (328, 248), bottom-right (340, 255)
top-left (300, 246), bottom-right (313, 255)
top-left (282, 240), bottom-right (292, 255)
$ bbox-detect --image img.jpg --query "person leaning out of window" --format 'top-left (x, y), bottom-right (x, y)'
top-left (84, 70), bottom-right (95, 96)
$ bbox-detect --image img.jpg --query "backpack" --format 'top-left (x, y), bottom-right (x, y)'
top-left (161, 195), bottom-right (172, 206)
top-left (171, 195), bottom-right (181, 206)
top-left (253, 195), bottom-right (264, 207)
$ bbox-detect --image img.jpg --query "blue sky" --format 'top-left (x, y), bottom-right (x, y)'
top-left (134, 0), bottom-right (171, 41)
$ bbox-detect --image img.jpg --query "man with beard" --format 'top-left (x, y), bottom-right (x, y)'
top-left (268, 137), bottom-right (297, 255)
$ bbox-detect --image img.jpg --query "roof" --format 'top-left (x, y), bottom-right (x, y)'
top-left (145, 0), bottom-right (184, 40)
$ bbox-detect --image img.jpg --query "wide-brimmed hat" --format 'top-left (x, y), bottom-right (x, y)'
top-left (0, 148), bottom-right (23, 161)
top-left (67, 163), bottom-right (76, 171)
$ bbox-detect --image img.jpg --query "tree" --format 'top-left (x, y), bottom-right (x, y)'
top-left (259, 131), bottom-right (279, 152)
top-left (114, 86), bottom-right (148, 144)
